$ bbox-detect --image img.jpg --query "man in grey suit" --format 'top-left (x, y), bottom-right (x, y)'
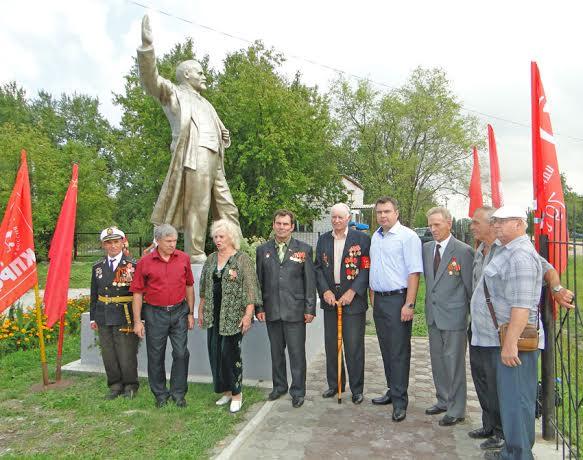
top-left (256, 210), bottom-right (317, 408)
top-left (422, 207), bottom-right (474, 426)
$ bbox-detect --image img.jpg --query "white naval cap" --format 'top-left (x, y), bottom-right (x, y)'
top-left (100, 227), bottom-right (125, 241)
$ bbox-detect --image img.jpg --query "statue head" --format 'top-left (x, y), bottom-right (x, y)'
top-left (176, 60), bottom-right (207, 92)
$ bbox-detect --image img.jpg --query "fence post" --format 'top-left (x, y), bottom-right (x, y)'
top-left (73, 232), bottom-right (78, 260)
top-left (539, 233), bottom-right (555, 441)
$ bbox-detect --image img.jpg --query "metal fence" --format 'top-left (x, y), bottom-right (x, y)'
top-left (73, 232), bottom-right (149, 260)
top-left (539, 206), bottom-right (582, 459)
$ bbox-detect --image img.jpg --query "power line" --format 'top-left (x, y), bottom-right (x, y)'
top-left (127, 0), bottom-right (583, 143)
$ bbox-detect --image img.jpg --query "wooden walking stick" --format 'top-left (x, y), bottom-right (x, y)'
top-left (336, 301), bottom-right (343, 404)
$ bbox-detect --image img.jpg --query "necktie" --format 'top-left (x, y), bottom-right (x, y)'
top-left (433, 244), bottom-right (441, 276)
top-left (277, 243), bottom-right (286, 263)
top-left (109, 259), bottom-right (115, 272)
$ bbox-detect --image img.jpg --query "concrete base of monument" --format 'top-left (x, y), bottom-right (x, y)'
top-left (63, 307), bottom-right (325, 385)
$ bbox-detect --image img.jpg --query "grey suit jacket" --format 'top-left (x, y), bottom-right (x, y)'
top-left (255, 238), bottom-right (317, 322)
top-left (422, 236), bottom-right (474, 331)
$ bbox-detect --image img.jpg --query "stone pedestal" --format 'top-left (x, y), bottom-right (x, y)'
top-left (66, 308), bottom-right (325, 384)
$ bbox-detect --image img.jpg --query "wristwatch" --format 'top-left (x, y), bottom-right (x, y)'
top-left (406, 302), bottom-right (415, 310)
top-left (551, 285), bottom-right (563, 293)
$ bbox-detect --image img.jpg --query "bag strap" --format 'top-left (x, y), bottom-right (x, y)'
top-left (483, 279), bottom-right (499, 330)
top-left (484, 278), bottom-right (541, 332)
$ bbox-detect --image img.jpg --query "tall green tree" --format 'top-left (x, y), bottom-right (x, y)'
top-left (331, 68), bottom-right (480, 226)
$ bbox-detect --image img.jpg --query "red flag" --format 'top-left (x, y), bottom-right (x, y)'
top-left (468, 146), bottom-right (483, 217)
top-left (43, 164), bottom-right (78, 327)
top-left (0, 150), bottom-right (37, 313)
top-left (487, 124), bottom-right (504, 208)
top-left (531, 62), bottom-right (568, 274)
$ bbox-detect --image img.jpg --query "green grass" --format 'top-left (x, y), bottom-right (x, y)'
top-left (36, 261), bottom-right (93, 289)
top-left (0, 337), bottom-right (265, 458)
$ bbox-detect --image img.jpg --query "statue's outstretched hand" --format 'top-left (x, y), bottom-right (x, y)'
top-left (141, 14), bottom-right (153, 47)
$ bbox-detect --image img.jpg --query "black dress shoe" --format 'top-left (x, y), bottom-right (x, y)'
top-left (268, 390), bottom-right (286, 401)
top-left (438, 415), bottom-right (465, 426)
top-left (480, 436), bottom-right (504, 450)
top-left (371, 390), bottom-right (392, 405)
top-left (468, 427), bottom-right (493, 439)
top-left (352, 394), bottom-right (364, 404)
top-left (425, 405), bottom-right (447, 415)
top-left (322, 388), bottom-right (338, 398)
top-left (155, 396), bottom-right (169, 408)
top-left (392, 408), bottom-right (406, 422)
top-left (292, 397), bottom-right (305, 408)
top-left (175, 398), bottom-right (187, 408)
top-left (104, 391), bottom-right (122, 400)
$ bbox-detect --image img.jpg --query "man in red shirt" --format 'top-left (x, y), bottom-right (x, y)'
top-left (131, 224), bottom-right (195, 407)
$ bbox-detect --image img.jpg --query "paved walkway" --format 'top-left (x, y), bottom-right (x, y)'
top-left (215, 336), bottom-right (560, 459)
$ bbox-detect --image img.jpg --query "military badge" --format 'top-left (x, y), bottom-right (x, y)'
top-left (95, 267), bottom-right (103, 279)
top-left (290, 252), bottom-right (306, 263)
top-left (447, 257), bottom-right (461, 276)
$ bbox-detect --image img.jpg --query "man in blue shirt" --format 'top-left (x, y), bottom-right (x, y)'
top-left (369, 196), bottom-right (423, 422)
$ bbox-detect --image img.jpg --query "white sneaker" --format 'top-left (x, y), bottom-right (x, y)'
top-left (216, 395), bottom-right (231, 406)
top-left (230, 397), bottom-right (243, 413)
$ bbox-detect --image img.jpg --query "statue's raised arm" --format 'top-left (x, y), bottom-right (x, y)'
top-left (136, 14), bottom-right (173, 104)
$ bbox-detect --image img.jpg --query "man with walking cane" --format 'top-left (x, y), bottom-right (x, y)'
top-left (315, 203), bottom-right (370, 404)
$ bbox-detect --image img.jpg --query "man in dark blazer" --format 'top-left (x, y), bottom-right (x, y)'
top-left (256, 210), bottom-right (317, 408)
top-left (422, 207), bottom-right (474, 426)
top-left (90, 227), bottom-right (139, 400)
top-left (314, 203), bottom-right (370, 404)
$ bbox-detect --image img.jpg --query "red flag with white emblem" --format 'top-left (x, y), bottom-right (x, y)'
top-left (487, 124), bottom-right (504, 208)
top-left (468, 146), bottom-right (483, 217)
top-left (531, 62), bottom-right (568, 274)
top-left (43, 164), bottom-right (79, 327)
top-left (0, 150), bottom-right (37, 313)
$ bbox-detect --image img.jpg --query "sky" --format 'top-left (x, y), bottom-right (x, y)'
top-left (1, 0), bottom-right (582, 218)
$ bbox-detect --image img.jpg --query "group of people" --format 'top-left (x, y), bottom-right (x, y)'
top-left (89, 198), bottom-right (574, 460)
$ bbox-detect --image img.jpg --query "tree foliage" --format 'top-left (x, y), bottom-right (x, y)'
top-left (330, 68), bottom-right (480, 226)
top-left (0, 83), bottom-right (114, 258)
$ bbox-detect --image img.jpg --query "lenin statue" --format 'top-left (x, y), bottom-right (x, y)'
top-left (137, 15), bottom-right (242, 263)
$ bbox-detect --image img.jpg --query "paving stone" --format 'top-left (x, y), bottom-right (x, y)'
top-left (225, 336), bottom-right (561, 459)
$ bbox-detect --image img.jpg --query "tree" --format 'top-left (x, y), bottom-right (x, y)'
top-left (330, 68), bottom-right (481, 226)
top-left (0, 83), bottom-right (115, 257)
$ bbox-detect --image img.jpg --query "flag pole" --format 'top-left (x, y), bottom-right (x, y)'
top-left (55, 314), bottom-right (66, 381)
top-left (33, 283), bottom-right (49, 386)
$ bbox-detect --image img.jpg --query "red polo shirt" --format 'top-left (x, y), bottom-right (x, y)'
top-left (130, 248), bottom-right (194, 306)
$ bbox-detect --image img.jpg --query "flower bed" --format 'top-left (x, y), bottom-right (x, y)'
top-left (0, 296), bottom-right (89, 356)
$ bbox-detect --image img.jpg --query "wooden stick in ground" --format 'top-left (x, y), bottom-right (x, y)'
top-left (55, 313), bottom-right (66, 381)
top-left (33, 283), bottom-right (49, 386)
top-left (337, 301), bottom-right (343, 404)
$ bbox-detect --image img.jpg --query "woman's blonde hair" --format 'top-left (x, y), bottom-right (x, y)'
top-left (210, 219), bottom-right (241, 250)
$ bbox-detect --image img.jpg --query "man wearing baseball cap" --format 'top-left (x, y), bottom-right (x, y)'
top-left (90, 227), bottom-right (139, 400)
top-left (470, 205), bottom-right (542, 460)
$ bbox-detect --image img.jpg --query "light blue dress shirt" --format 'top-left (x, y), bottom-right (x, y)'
top-left (369, 222), bottom-right (423, 292)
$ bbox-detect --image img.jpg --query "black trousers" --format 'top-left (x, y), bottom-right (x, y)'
top-left (142, 302), bottom-right (190, 400)
top-left (266, 320), bottom-right (306, 398)
top-left (469, 340), bottom-right (502, 437)
top-left (373, 293), bottom-right (412, 410)
top-left (207, 328), bottom-right (243, 396)
top-left (97, 324), bottom-right (139, 393)
top-left (324, 309), bottom-right (366, 395)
